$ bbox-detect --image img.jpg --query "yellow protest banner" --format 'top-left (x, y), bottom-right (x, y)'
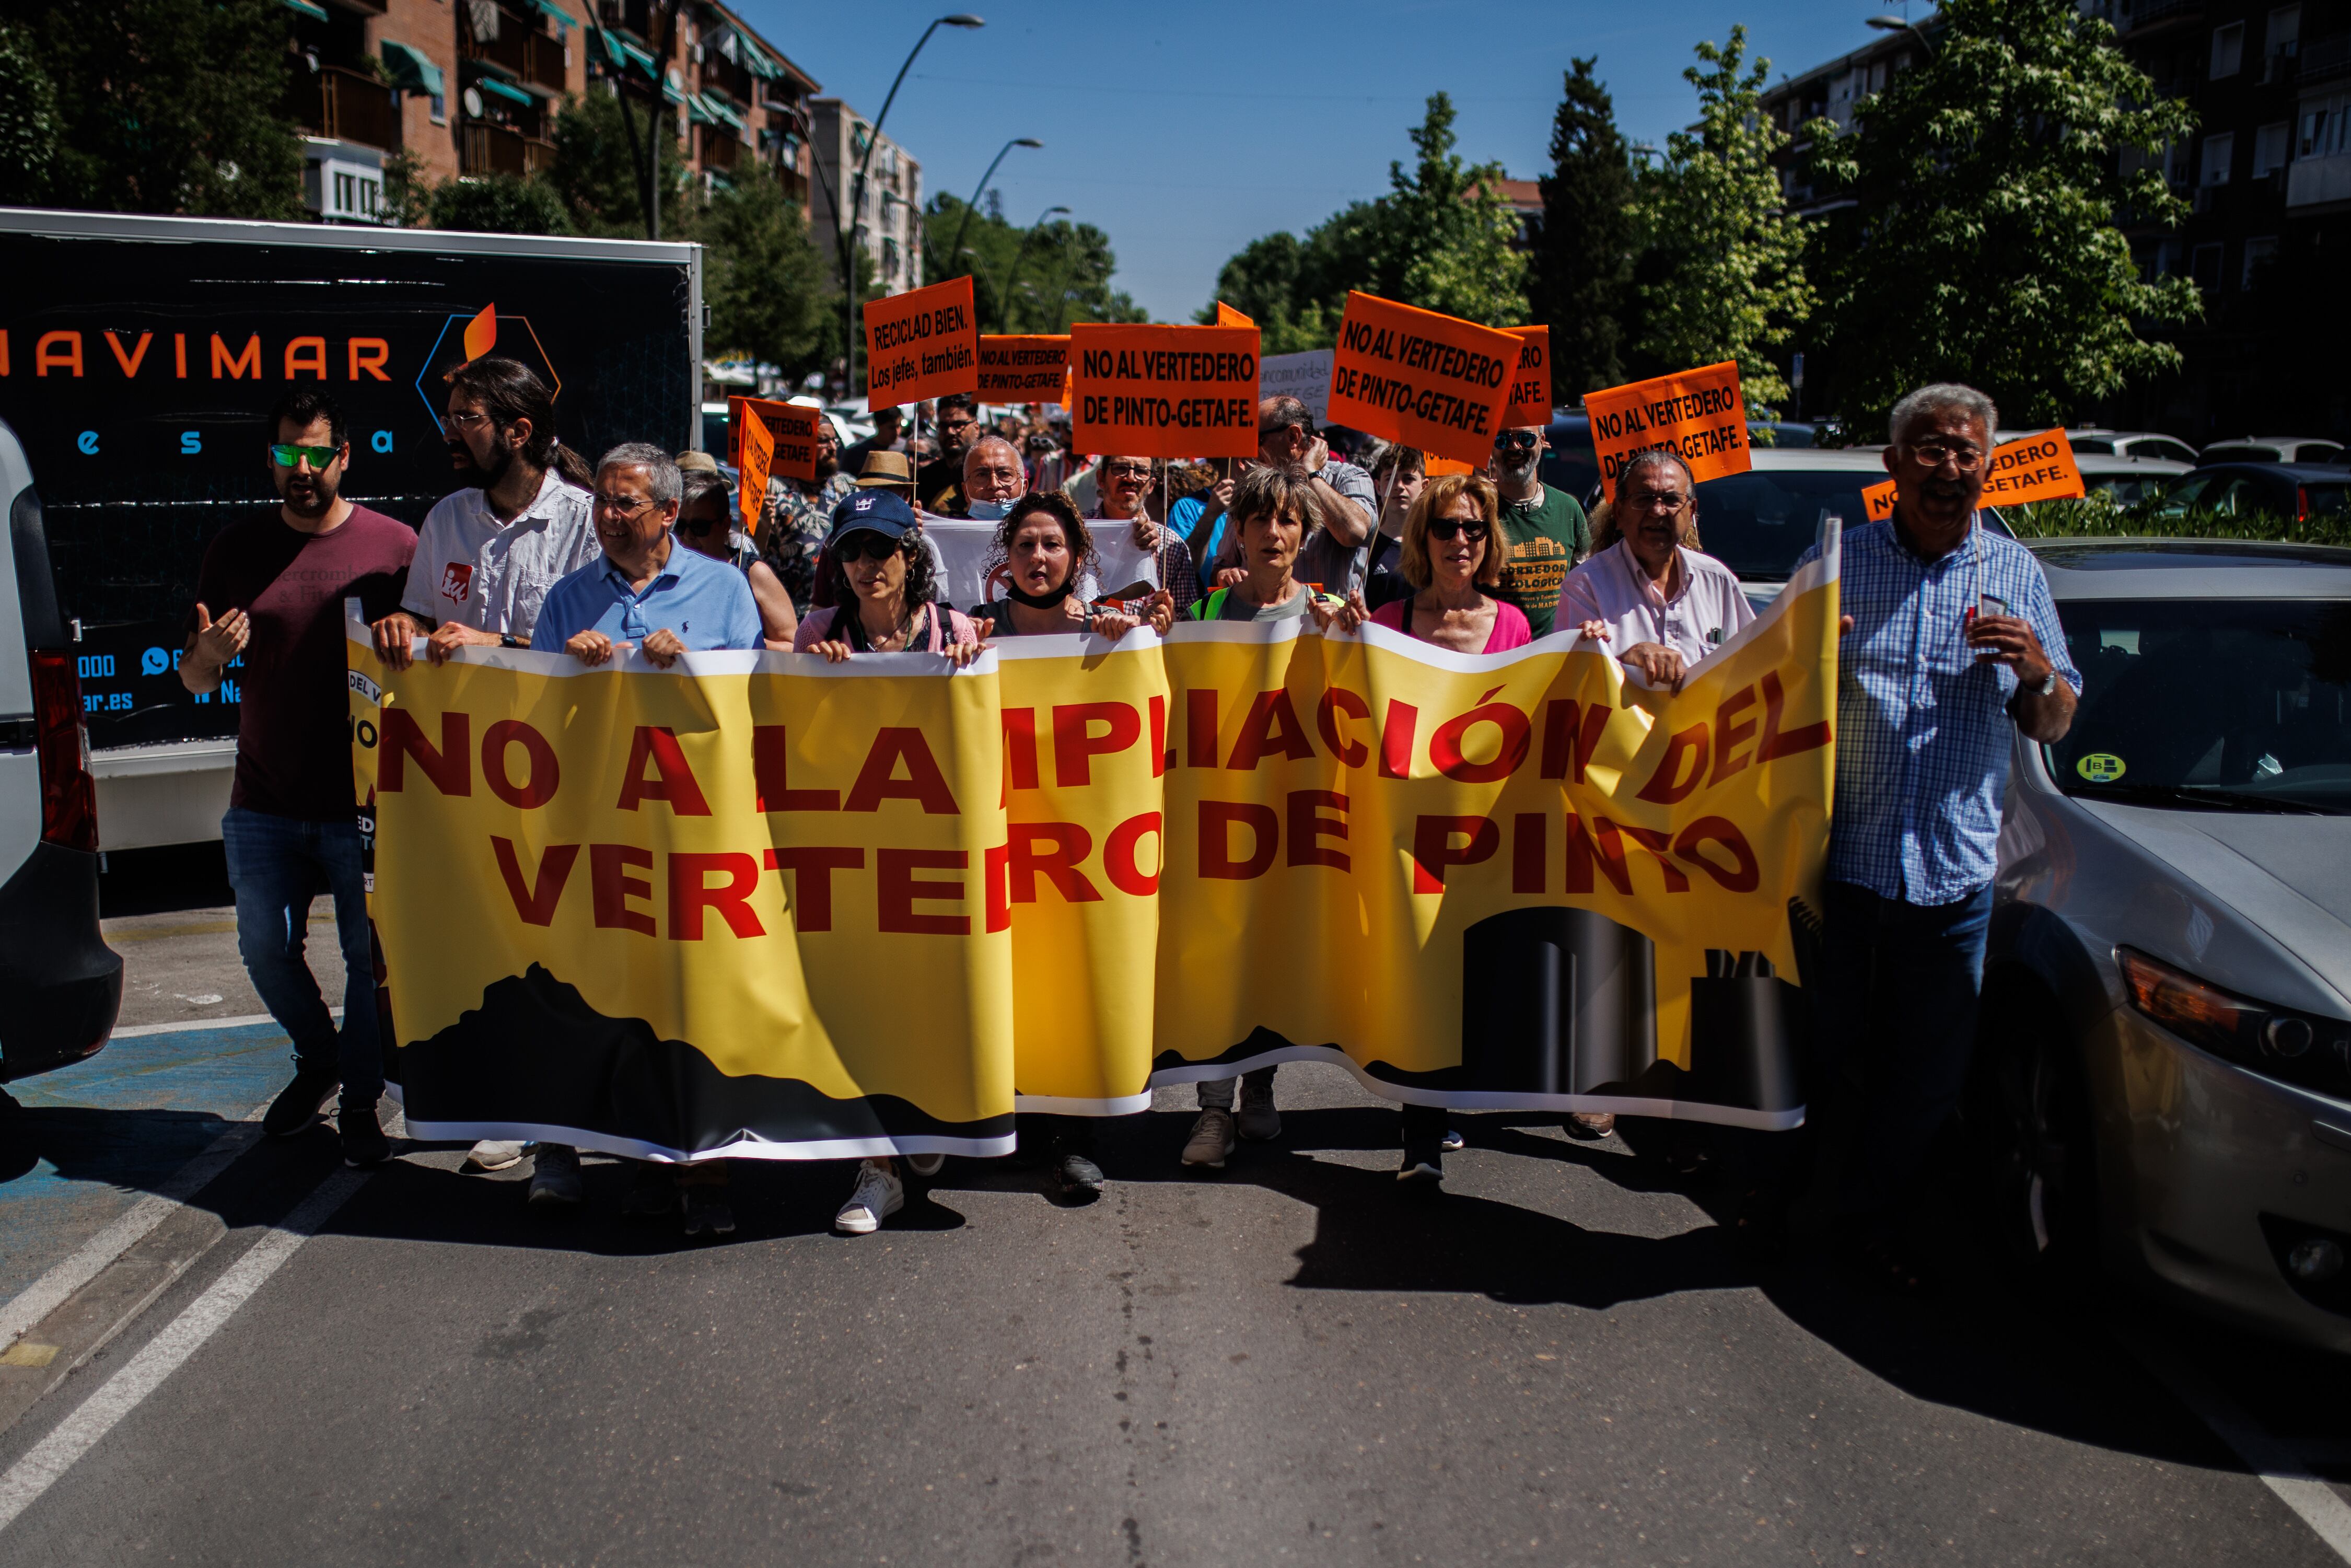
top-left (976, 335), bottom-right (1070, 403)
top-left (347, 532), bottom-right (1840, 1159)
top-left (1981, 428), bottom-right (2086, 506)
top-left (1070, 323), bottom-right (1260, 459)
top-left (1502, 326), bottom-right (1552, 428)
top-left (863, 276), bottom-right (978, 410)
top-left (1325, 292), bottom-right (1520, 469)
top-left (1584, 362), bottom-right (1751, 500)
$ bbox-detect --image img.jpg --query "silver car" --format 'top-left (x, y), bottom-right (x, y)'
top-left (1982, 538), bottom-right (2351, 1351)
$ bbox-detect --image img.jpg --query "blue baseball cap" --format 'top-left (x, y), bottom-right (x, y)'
top-left (827, 486), bottom-right (919, 544)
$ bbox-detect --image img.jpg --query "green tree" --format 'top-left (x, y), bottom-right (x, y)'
top-left (924, 195), bottom-right (1145, 332)
top-left (1805, 0), bottom-right (2197, 436)
top-left (0, 19), bottom-right (58, 205)
top-left (428, 173), bottom-right (570, 236)
top-left (1199, 95), bottom-right (1527, 341)
top-left (701, 162), bottom-right (836, 378)
top-left (1630, 26), bottom-right (1812, 414)
top-left (1531, 58), bottom-right (1637, 400)
top-left (0, 0), bottom-right (302, 218)
top-left (544, 86), bottom-right (687, 239)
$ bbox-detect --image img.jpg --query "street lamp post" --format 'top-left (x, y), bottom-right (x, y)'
top-left (946, 137), bottom-right (1042, 298)
top-left (1864, 13), bottom-right (1935, 56)
top-left (840, 14), bottom-right (984, 398)
top-left (997, 205), bottom-right (1069, 333)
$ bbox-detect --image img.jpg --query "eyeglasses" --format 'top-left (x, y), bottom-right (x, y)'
top-left (835, 532), bottom-right (902, 563)
top-left (939, 416), bottom-right (977, 433)
top-left (270, 443), bottom-right (337, 469)
top-left (593, 492), bottom-right (658, 518)
top-left (1907, 439), bottom-right (1984, 471)
top-left (1622, 490), bottom-right (1690, 512)
top-left (1494, 431), bottom-right (1540, 453)
top-left (442, 409), bottom-right (492, 430)
top-left (676, 515), bottom-right (727, 538)
top-left (1103, 462), bottom-right (1151, 479)
top-left (1426, 519), bottom-right (1491, 542)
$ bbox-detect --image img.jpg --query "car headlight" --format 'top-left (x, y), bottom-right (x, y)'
top-left (2119, 947), bottom-right (2351, 1099)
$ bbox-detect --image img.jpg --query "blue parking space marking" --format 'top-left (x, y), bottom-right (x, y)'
top-left (0, 1024), bottom-right (293, 1305)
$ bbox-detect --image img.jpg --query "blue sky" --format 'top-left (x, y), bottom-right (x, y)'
top-left (730, 2), bottom-right (1921, 322)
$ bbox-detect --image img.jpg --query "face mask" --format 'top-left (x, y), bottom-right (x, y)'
top-left (967, 501), bottom-right (1008, 521)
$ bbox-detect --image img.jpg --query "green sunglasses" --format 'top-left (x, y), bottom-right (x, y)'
top-left (270, 443), bottom-right (340, 469)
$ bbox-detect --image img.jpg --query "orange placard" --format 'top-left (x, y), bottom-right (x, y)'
top-left (1325, 292), bottom-right (1520, 469)
top-left (976, 335), bottom-right (1070, 403)
top-left (1069, 323), bottom-right (1260, 459)
top-left (862, 276), bottom-right (977, 410)
top-left (1981, 428), bottom-right (2086, 506)
top-left (727, 396), bottom-right (820, 482)
top-left (1424, 455), bottom-right (1475, 477)
top-left (1215, 301), bottom-right (1254, 328)
top-left (1862, 478), bottom-right (1896, 522)
top-left (737, 405), bottom-right (773, 529)
top-left (1502, 326), bottom-right (1551, 428)
top-left (1582, 361), bottom-right (1750, 500)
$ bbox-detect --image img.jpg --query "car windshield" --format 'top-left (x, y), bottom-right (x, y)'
top-left (1689, 469), bottom-right (1875, 582)
top-left (2047, 597), bottom-right (2351, 814)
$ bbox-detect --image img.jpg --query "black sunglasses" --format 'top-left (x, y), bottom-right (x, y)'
top-left (1426, 519), bottom-right (1490, 542)
top-left (835, 532), bottom-right (903, 562)
top-left (1493, 431), bottom-right (1540, 452)
top-left (677, 515), bottom-right (727, 538)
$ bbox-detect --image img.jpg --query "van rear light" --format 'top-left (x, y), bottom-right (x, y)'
top-left (26, 649), bottom-right (97, 852)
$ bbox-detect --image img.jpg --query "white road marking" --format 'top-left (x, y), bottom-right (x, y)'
top-left (107, 1009), bottom-right (336, 1040)
top-left (2128, 1330), bottom-right (2351, 1562)
top-left (0, 1106), bottom-right (268, 1349)
top-left (0, 1167), bottom-right (369, 1535)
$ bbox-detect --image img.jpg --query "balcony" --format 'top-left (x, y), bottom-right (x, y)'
top-left (463, 9), bottom-right (568, 94)
top-left (461, 122), bottom-right (557, 178)
top-left (2119, 0), bottom-right (2203, 34)
top-left (2288, 152), bottom-right (2351, 210)
top-left (699, 126), bottom-right (740, 173)
top-left (2299, 34), bottom-right (2351, 85)
top-left (295, 64), bottom-right (399, 152)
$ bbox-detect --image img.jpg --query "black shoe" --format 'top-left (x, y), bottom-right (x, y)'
top-left (1397, 1140), bottom-right (1444, 1186)
top-left (263, 1065), bottom-right (339, 1140)
top-left (681, 1186), bottom-right (736, 1238)
top-left (1439, 1127), bottom-right (1465, 1153)
top-left (339, 1097), bottom-right (391, 1167)
top-left (1056, 1152), bottom-right (1105, 1199)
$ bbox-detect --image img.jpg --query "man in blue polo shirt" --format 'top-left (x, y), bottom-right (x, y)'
top-left (525, 441), bottom-right (761, 1233)
top-left (532, 442), bottom-right (763, 667)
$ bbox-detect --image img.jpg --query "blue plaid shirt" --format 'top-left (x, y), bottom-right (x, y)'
top-left (1795, 517), bottom-right (2080, 904)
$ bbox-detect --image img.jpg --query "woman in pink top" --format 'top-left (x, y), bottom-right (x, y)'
top-left (1355, 470), bottom-right (1532, 658)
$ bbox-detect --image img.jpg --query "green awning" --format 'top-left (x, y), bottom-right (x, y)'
top-left (530, 0), bottom-right (578, 30)
top-left (597, 29), bottom-right (660, 78)
top-left (277, 0), bottom-right (329, 19)
top-left (686, 93), bottom-right (716, 126)
top-left (697, 92), bottom-right (744, 132)
top-left (380, 40), bottom-right (445, 97)
top-left (741, 43), bottom-right (785, 80)
top-left (477, 75), bottom-right (535, 108)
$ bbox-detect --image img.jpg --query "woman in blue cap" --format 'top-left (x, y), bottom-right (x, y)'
top-left (795, 489), bottom-right (985, 665)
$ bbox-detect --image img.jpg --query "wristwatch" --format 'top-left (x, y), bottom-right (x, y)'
top-left (2032, 665), bottom-right (2057, 697)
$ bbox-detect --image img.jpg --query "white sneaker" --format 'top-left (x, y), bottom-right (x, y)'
top-left (835, 1159), bottom-right (904, 1235)
top-left (464, 1139), bottom-right (527, 1172)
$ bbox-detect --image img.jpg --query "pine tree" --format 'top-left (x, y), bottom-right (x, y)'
top-left (1531, 59), bottom-right (1635, 401)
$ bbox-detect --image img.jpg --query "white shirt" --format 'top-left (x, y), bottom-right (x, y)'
top-left (1558, 539), bottom-right (1755, 668)
top-left (401, 468), bottom-right (599, 637)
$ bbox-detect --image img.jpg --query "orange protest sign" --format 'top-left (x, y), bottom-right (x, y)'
top-left (1325, 292), bottom-right (1519, 469)
top-left (1862, 478), bottom-right (1896, 522)
top-left (862, 276), bottom-right (977, 410)
top-left (1215, 301), bottom-right (1254, 328)
top-left (1981, 428), bottom-right (2086, 506)
top-left (976, 335), bottom-right (1070, 403)
top-left (1502, 326), bottom-right (1552, 428)
top-left (737, 404), bottom-right (773, 528)
top-left (1424, 455), bottom-right (1475, 477)
top-left (1070, 323), bottom-right (1260, 459)
top-left (1583, 361), bottom-right (1751, 500)
top-left (727, 396), bottom-right (820, 482)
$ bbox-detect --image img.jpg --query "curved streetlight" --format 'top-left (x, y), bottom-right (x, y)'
top-left (946, 136), bottom-right (1043, 291)
top-left (1864, 13), bottom-right (1934, 56)
top-left (997, 205), bottom-right (1070, 331)
top-left (842, 14), bottom-right (984, 395)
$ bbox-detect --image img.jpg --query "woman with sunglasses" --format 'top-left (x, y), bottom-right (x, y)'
top-left (1356, 471), bottom-right (1530, 657)
top-left (794, 491), bottom-right (986, 671)
top-left (673, 469), bottom-right (796, 647)
top-left (975, 492), bottom-right (1174, 643)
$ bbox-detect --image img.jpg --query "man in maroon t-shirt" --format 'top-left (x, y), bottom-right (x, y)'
top-left (180, 388), bottom-right (415, 1167)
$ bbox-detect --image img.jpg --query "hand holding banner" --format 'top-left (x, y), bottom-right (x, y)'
top-left (1070, 323), bottom-right (1260, 459)
top-left (728, 395), bottom-right (820, 483)
top-left (737, 404), bottom-right (774, 529)
top-left (1325, 292), bottom-right (1520, 469)
top-left (863, 276), bottom-right (978, 410)
top-left (977, 335), bottom-right (1071, 404)
top-left (1584, 361), bottom-right (1751, 500)
top-left (1502, 327), bottom-right (1552, 428)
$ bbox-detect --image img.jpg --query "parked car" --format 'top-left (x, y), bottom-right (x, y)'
top-left (2198, 437), bottom-right (2346, 466)
top-left (2064, 428), bottom-right (2201, 465)
top-left (1980, 537), bottom-right (2351, 1352)
top-left (2074, 452), bottom-right (2191, 508)
top-left (2151, 462), bottom-right (2351, 524)
top-left (0, 420), bottom-right (123, 1087)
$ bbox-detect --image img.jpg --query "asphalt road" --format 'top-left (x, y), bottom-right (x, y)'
top-left (0, 843), bottom-right (2346, 1565)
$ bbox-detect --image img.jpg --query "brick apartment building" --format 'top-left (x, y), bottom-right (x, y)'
top-left (802, 100), bottom-right (924, 300)
top-left (1760, 3), bottom-right (2350, 444)
top-left (280, 0), bottom-right (821, 230)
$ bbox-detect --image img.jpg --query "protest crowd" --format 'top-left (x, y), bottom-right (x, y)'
top-left (184, 344), bottom-right (2076, 1290)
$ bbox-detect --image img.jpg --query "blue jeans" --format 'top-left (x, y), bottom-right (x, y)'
top-left (1815, 879), bottom-right (1993, 1227)
top-left (223, 807), bottom-right (380, 1101)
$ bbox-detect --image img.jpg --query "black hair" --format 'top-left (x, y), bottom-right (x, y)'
top-left (820, 525), bottom-right (940, 610)
top-left (984, 492), bottom-right (1095, 593)
top-left (445, 355), bottom-right (596, 488)
top-left (270, 386), bottom-right (346, 449)
top-left (936, 393), bottom-right (978, 420)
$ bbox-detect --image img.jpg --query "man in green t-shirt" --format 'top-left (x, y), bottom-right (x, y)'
top-left (1487, 424), bottom-right (1590, 637)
